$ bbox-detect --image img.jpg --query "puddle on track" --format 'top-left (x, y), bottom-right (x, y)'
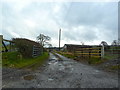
top-left (23, 75), bottom-right (34, 81)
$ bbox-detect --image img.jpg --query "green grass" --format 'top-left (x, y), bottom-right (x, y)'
top-left (104, 53), bottom-right (118, 60)
top-left (56, 51), bottom-right (119, 66)
top-left (63, 54), bottom-right (75, 59)
top-left (107, 65), bottom-right (120, 70)
top-left (56, 51), bottom-right (76, 59)
top-left (87, 53), bottom-right (117, 65)
top-left (2, 51), bottom-right (49, 69)
top-left (88, 57), bottom-right (103, 64)
top-left (2, 45), bottom-right (15, 51)
top-left (2, 45), bottom-right (10, 50)
top-left (56, 51), bottom-right (105, 65)
top-left (110, 65), bottom-right (120, 70)
top-left (109, 46), bottom-right (120, 50)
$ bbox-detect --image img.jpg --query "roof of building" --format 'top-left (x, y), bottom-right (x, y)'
top-left (13, 38), bottom-right (40, 46)
top-left (63, 44), bottom-right (102, 48)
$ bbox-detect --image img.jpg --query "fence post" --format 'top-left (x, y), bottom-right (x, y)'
top-left (0, 35), bottom-right (2, 53)
top-left (89, 46), bottom-right (91, 58)
top-left (0, 35), bottom-right (2, 63)
top-left (32, 45), bottom-right (34, 57)
top-left (73, 47), bottom-right (75, 57)
top-left (81, 48), bottom-right (83, 58)
top-left (0, 35), bottom-right (2, 90)
top-left (101, 45), bottom-right (104, 58)
top-left (10, 42), bottom-right (12, 52)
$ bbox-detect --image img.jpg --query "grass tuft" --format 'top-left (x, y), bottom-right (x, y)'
top-left (2, 51), bottom-right (49, 69)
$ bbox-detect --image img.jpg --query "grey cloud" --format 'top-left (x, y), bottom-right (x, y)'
top-left (63, 2), bottom-right (117, 28)
top-left (62, 26), bottom-right (98, 42)
top-left (1, 2), bottom-right (118, 46)
top-left (60, 2), bottom-right (118, 44)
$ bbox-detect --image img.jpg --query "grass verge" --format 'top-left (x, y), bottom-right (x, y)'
top-left (108, 65), bottom-right (120, 70)
top-left (88, 57), bottom-right (104, 65)
top-left (55, 51), bottom-right (111, 65)
top-left (104, 53), bottom-right (118, 60)
top-left (2, 51), bottom-right (49, 70)
top-left (56, 51), bottom-right (119, 72)
top-left (55, 51), bottom-right (76, 59)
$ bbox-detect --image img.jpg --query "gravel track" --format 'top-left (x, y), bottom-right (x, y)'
top-left (2, 53), bottom-right (118, 88)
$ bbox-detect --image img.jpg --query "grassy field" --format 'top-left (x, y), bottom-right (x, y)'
top-left (104, 53), bottom-right (118, 60)
top-left (2, 51), bottom-right (49, 70)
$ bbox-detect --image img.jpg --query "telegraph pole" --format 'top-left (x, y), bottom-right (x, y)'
top-left (59, 29), bottom-right (61, 51)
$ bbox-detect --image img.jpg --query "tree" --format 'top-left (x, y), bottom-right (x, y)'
top-left (111, 40), bottom-right (118, 46)
top-left (100, 41), bottom-right (108, 46)
top-left (37, 34), bottom-right (51, 47)
top-left (47, 43), bottom-right (52, 48)
top-left (118, 39), bottom-right (120, 45)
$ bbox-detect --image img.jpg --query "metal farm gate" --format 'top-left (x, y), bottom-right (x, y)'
top-left (32, 45), bottom-right (43, 57)
top-left (75, 46), bottom-right (104, 58)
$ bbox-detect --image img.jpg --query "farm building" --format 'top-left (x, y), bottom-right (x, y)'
top-left (62, 44), bottom-right (104, 52)
top-left (13, 38), bottom-right (43, 58)
top-left (48, 47), bottom-right (62, 52)
top-left (62, 44), bottom-right (88, 52)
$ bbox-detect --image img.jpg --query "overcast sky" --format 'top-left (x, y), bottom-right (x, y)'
top-left (1, 0), bottom-right (118, 47)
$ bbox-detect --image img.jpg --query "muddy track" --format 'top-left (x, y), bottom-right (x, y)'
top-left (2, 53), bottom-right (118, 88)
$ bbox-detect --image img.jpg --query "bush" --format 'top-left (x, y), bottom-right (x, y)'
top-left (13, 39), bottom-right (33, 58)
top-left (12, 38), bottom-right (42, 58)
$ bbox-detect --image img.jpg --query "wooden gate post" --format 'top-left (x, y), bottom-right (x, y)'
top-left (0, 35), bottom-right (2, 90)
top-left (89, 48), bottom-right (91, 58)
top-left (0, 35), bottom-right (2, 63)
top-left (101, 45), bottom-right (104, 58)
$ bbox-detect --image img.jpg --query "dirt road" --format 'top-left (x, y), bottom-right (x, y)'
top-left (2, 53), bottom-right (118, 88)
